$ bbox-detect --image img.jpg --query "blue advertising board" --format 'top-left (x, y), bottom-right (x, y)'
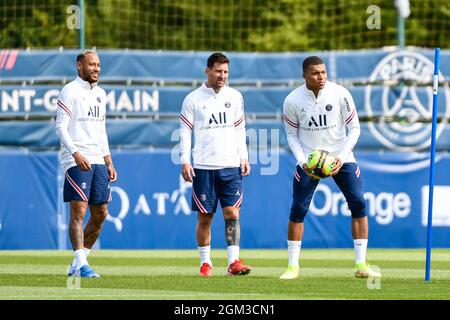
top-left (1, 48), bottom-right (450, 83)
top-left (1, 49), bottom-right (450, 152)
top-left (1, 150), bottom-right (449, 249)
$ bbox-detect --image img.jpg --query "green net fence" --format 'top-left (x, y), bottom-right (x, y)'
top-left (1, 0), bottom-right (449, 51)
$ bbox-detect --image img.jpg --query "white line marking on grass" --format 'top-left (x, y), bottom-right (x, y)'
top-left (0, 288), bottom-right (264, 299)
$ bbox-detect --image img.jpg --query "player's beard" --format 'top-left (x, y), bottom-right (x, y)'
top-left (213, 79), bottom-right (225, 91)
top-left (81, 68), bottom-right (99, 84)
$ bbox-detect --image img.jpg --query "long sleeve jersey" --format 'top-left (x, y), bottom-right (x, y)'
top-left (179, 83), bottom-right (248, 169)
top-left (55, 76), bottom-right (110, 172)
top-left (283, 81), bottom-right (360, 167)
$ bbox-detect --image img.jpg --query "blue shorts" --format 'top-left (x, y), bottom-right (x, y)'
top-left (192, 168), bottom-right (243, 214)
top-left (64, 164), bottom-right (112, 205)
top-left (290, 162), bottom-right (366, 222)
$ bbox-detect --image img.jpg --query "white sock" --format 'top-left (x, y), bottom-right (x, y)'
top-left (198, 245), bottom-right (212, 266)
top-left (74, 249), bottom-right (88, 270)
top-left (354, 239), bottom-right (368, 264)
top-left (287, 240), bottom-right (301, 267)
top-left (227, 245), bottom-right (240, 266)
top-left (83, 247), bottom-right (91, 258)
top-left (71, 247), bottom-right (91, 267)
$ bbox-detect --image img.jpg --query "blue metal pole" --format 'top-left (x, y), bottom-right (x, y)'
top-left (425, 48), bottom-right (440, 282)
top-left (78, 0), bottom-right (85, 49)
top-left (397, 15), bottom-right (405, 48)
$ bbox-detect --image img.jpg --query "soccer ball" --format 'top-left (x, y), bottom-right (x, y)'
top-left (305, 149), bottom-right (337, 178)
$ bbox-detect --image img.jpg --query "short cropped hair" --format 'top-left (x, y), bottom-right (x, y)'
top-left (302, 56), bottom-right (324, 73)
top-left (76, 49), bottom-right (97, 63)
top-left (207, 52), bottom-right (230, 69)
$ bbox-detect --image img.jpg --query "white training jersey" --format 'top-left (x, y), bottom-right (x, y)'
top-left (55, 76), bottom-right (110, 172)
top-left (283, 81), bottom-right (360, 166)
top-left (179, 83), bottom-right (248, 169)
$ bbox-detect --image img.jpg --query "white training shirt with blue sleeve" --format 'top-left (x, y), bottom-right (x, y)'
top-left (179, 83), bottom-right (248, 169)
top-left (55, 76), bottom-right (110, 172)
top-left (283, 80), bottom-right (360, 167)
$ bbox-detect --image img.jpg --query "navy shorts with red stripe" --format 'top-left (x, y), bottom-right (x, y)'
top-left (290, 162), bottom-right (366, 222)
top-left (192, 168), bottom-right (243, 214)
top-left (64, 164), bottom-right (111, 205)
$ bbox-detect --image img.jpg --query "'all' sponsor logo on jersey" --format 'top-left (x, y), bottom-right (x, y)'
top-left (308, 114), bottom-right (327, 127)
top-left (209, 112), bottom-right (227, 125)
top-left (88, 105), bottom-right (100, 118)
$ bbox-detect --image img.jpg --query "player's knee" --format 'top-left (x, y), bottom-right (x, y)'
top-left (97, 206), bottom-right (109, 219)
top-left (225, 212), bottom-right (239, 220)
top-left (223, 207), bottom-right (239, 220)
top-left (70, 215), bottom-right (84, 225)
top-left (70, 211), bottom-right (85, 224)
top-left (198, 219), bottom-right (211, 228)
top-left (289, 209), bottom-right (307, 223)
top-left (70, 202), bottom-right (87, 221)
top-left (90, 206), bottom-right (108, 225)
top-left (97, 210), bottom-right (108, 223)
top-left (197, 213), bottom-right (213, 227)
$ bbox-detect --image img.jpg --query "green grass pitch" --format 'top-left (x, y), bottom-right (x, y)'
top-left (0, 249), bottom-right (449, 300)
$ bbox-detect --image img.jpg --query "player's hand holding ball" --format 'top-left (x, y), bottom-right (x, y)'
top-left (329, 156), bottom-right (342, 176)
top-left (302, 163), bottom-right (321, 180)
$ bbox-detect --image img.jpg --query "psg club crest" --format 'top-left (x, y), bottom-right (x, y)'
top-left (200, 194), bottom-right (207, 202)
top-left (365, 50), bottom-right (450, 151)
top-left (224, 101), bottom-right (231, 108)
top-left (97, 96), bottom-right (101, 103)
top-left (325, 104), bottom-right (333, 111)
